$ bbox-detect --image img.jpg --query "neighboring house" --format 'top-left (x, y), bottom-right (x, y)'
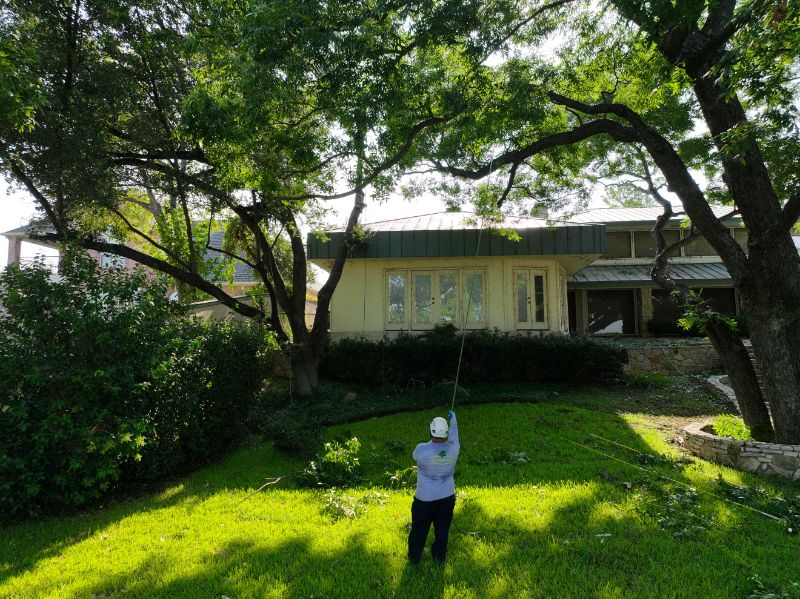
top-left (307, 212), bottom-right (605, 340)
top-left (3, 223), bottom-right (137, 277)
top-left (566, 207), bottom-right (747, 336)
top-left (2, 224), bottom-right (318, 327)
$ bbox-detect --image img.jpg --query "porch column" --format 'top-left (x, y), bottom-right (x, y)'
top-left (639, 287), bottom-right (653, 337)
top-left (6, 236), bottom-right (22, 266)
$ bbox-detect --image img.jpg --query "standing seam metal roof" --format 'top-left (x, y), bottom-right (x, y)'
top-left (569, 262), bottom-right (731, 288)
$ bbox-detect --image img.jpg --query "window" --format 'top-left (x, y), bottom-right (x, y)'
top-left (463, 270), bottom-right (486, 328)
top-left (514, 268), bottom-right (547, 329)
top-left (385, 268), bottom-right (486, 330)
top-left (386, 271), bottom-right (408, 330)
top-left (633, 229), bottom-right (680, 258)
top-left (684, 234), bottom-right (717, 256)
top-left (604, 232), bottom-right (632, 258)
top-left (587, 290), bottom-right (636, 334)
top-left (100, 253), bottom-right (125, 269)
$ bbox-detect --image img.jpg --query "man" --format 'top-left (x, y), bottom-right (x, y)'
top-left (407, 409), bottom-right (460, 565)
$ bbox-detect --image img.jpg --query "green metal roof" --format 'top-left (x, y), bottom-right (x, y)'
top-left (569, 262), bottom-right (732, 289)
top-left (308, 213), bottom-right (606, 259)
top-left (567, 206), bottom-right (742, 230)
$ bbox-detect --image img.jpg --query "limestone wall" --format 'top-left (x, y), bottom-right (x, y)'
top-left (682, 421), bottom-right (800, 479)
top-left (623, 342), bottom-right (721, 375)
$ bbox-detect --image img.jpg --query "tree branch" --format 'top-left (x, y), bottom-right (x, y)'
top-left (548, 92), bottom-right (749, 276)
top-left (29, 233), bottom-right (265, 321)
top-left (438, 118), bottom-right (638, 180)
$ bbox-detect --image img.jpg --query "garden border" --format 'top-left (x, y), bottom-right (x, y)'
top-left (682, 422), bottom-right (800, 479)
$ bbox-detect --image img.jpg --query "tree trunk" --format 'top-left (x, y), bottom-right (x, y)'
top-left (290, 341), bottom-right (320, 397)
top-left (704, 322), bottom-right (774, 441)
top-left (740, 300), bottom-right (800, 444)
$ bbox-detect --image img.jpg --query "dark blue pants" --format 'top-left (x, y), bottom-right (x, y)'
top-left (407, 494), bottom-right (456, 564)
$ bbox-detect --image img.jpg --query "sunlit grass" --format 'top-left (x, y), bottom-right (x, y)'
top-left (2, 390), bottom-right (799, 598)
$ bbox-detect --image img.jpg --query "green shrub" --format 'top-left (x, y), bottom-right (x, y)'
top-left (301, 437), bottom-right (362, 487)
top-left (711, 415), bottom-right (753, 441)
top-left (0, 252), bottom-right (273, 521)
top-left (320, 325), bottom-right (627, 385)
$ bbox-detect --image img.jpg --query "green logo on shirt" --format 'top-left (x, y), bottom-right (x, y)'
top-left (438, 450), bottom-right (447, 458)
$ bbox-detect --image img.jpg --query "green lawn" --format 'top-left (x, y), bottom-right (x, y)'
top-left (2, 380), bottom-right (799, 598)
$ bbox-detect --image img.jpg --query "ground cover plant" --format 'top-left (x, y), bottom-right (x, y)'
top-left (2, 380), bottom-right (799, 598)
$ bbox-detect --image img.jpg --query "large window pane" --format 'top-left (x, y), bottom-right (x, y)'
top-left (685, 234), bottom-right (717, 256)
top-left (633, 229), bottom-right (680, 258)
top-left (587, 290), bottom-right (636, 334)
top-left (438, 272), bottom-right (458, 324)
top-left (652, 288), bottom-right (684, 321)
top-left (413, 274), bottom-right (433, 325)
top-left (604, 232), bottom-right (632, 258)
top-left (516, 271), bottom-right (529, 324)
top-left (534, 275), bottom-right (545, 323)
top-left (387, 273), bottom-right (407, 325)
top-left (694, 287), bottom-right (736, 315)
top-left (464, 271), bottom-right (485, 324)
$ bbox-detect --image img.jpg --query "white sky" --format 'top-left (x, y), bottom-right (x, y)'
top-left (0, 177), bottom-right (452, 268)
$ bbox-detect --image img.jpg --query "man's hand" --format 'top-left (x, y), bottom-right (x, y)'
top-left (448, 410), bottom-right (455, 422)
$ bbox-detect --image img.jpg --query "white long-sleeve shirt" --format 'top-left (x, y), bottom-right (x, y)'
top-left (412, 414), bottom-right (460, 501)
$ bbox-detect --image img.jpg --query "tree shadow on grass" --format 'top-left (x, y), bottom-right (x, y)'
top-left (3, 403), bottom-right (797, 597)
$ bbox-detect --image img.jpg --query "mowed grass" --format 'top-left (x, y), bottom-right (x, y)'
top-left (2, 384), bottom-right (799, 598)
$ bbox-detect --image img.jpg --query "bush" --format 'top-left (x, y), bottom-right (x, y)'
top-left (711, 415), bottom-right (753, 441)
top-left (320, 325), bottom-right (627, 386)
top-left (0, 252), bottom-right (273, 520)
top-left (301, 437), bottom-right (362, 488)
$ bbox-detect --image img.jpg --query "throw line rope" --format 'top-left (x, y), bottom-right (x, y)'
top-left (450, 159), bottom-right (493, 413)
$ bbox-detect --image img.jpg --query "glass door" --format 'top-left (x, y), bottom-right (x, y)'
top-left (412, 272), bottom-right (434, 329)
top-left (514, 268), bottom-right (547, 329)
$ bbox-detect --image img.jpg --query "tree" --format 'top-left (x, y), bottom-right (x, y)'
top-left (414, 1), bottom-right (800, 441)
top-left (0, 0), bottom-right (526, 394)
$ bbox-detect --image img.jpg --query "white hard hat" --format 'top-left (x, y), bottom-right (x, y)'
top-left (430, 416), bottom-right (449, 438)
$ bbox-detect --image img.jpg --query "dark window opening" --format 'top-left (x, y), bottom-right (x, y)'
top-left (587, 290), bottom-right (636, 334)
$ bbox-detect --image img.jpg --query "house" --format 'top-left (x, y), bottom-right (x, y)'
top-left (566, 207), bottom-right (746, 336)
top-left (306, 212), bottom-right (605, 339)
top-left (2, 223), bottom-right (318, 326)
top-left (307, 207), bottom-right (784, 339)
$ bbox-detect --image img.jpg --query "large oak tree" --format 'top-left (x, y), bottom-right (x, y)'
top-left (414, 0), bottom-right (799, 441)
top-left (0, 0), bottom-right (551, 394)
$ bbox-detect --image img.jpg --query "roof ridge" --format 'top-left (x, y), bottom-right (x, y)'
top-left (361, 210), bottom-right (475, 225)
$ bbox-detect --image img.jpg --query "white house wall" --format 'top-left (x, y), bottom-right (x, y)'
top-left (327, 256), bottom-right (570, 340)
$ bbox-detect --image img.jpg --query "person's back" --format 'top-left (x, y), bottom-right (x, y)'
top-left (412, 416), bottom-right (459, 501)
top-left (407, 411), bottom-right (460, 565)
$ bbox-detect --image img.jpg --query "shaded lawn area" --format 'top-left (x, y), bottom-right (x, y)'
top-left (2, 380), bottom-right (799, 598)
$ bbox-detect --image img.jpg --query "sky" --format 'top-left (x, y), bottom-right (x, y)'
top-left (0, 177), bottom-right (450, 268)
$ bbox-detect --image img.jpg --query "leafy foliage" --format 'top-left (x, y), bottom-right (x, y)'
top-left (320, 325), bottom-right (627, 385)
top-left (0, 253), bottom-right (272, 520)
top-left (712, 415), bottom-right (754, 442)
top-left (301, 437), bottom-right (363, 488)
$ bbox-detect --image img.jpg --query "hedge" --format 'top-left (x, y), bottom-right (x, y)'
top-left (320, 325), bottom-right (627, 386)
top-left (0, 252), bottom-right (273, 521)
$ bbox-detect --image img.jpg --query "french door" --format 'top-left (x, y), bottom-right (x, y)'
top-left (514, 268), bottom-right (547, 329)
top-left (412, 270), bottom-right (458, 329)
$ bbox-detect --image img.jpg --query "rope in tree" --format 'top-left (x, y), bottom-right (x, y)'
top-left (450, 219), bottom-right (484, 414)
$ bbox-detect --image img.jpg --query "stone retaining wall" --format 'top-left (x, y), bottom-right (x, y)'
top-left (624, 343), bottom-right (721, 375)
top-left (682, 421), bottom-right (800, 479)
